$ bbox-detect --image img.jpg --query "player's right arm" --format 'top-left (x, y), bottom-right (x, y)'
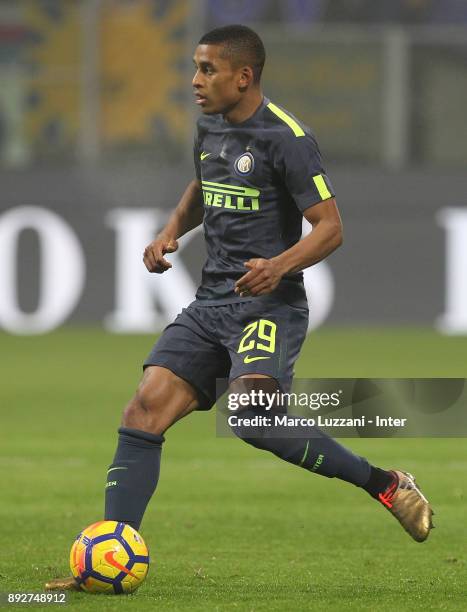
top-left (143, 179), bottom-right (204, 273)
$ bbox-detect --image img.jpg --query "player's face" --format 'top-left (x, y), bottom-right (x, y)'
top-left (192, 44), bottom-right (245, 115)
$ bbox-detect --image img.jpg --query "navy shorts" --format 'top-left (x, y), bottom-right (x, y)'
top-left (144, 297), bottom-right (309, 410)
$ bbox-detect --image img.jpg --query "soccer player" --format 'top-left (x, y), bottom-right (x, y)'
top-left (47, 24), bottom-right (433, 590)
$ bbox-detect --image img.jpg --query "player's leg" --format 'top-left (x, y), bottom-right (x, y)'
top-left (46, 305), bottom-right (229, 591)
top-left (224, 300), bottom-right (374, 486)
top-left (46, 366), bottom-right (199, 591)
top-left (105, 304), bottom-right (230, 531)
top-left (229, 374), bottom-right (433, 541)
top-left (228, 373), bottom-right (376, 487)
top-left (225, 300), bottom-right (434, 541)
top-left (104, 365), bottom-right (199, 531)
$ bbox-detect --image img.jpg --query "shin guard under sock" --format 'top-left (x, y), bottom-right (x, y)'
top-left (231, 410), bottom-right (371, 486)
top-left (104, 427), bottom-right (164, 530)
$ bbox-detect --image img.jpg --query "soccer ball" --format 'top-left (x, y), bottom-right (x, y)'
top-left (70, 521), bottom-right (149, 594)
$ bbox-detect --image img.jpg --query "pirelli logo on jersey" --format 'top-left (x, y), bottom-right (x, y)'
top-left (201, 180), bottom-right (260, 212)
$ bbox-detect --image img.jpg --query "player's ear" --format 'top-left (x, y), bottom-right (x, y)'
top-left (238, 66), bottom-right (254, 91)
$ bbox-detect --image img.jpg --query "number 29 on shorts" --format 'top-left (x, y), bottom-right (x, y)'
top-left (237, 319), bottom-right (277, 354)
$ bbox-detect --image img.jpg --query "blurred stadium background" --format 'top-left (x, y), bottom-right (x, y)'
top-left (0, 0), bottom-right (466, 336)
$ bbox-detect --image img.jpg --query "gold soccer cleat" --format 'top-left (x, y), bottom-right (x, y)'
top-left (44, 576), bottom-right (80, 591)
top-left (378, 470), bottom-right (435, 542)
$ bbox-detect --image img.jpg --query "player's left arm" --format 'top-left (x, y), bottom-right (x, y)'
top-left (275, 197), bottom-right (343, 273)
top-left (236, 126), bottom-right (342, 297)
top-left (235, 198), bottom-right (342, 297)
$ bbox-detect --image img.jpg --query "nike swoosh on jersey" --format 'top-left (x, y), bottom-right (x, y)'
top-left (200, 152), bottom-right (211, 160)
top-left (243, 355), bottom-right (271, 364)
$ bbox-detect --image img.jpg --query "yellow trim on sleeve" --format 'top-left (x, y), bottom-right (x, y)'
top-left (267, 102), bottom-right (305, 137)
top-left (313, 174), bottom-right (332, 201)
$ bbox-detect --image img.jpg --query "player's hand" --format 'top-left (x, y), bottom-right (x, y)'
top-left (143, 236), bottom-right (178, 273)
top-left (235, 258), bottom-right (283, 297)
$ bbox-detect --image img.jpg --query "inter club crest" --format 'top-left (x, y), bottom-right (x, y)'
top-left (234, 152), bottom-right (254, 176)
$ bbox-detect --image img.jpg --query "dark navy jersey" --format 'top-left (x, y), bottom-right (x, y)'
top-left (193, 96), bottom-right (335, 306)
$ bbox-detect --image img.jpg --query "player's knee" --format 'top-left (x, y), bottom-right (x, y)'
top-left (121, 395), bottom-right (146, 427)
top-left (227, 375), bottom-right (283, 446)
top-left (134, 378), bottom-right (163, 415)
top-left (121, 366), bottom-right (197, 433)
top-left (121, 377), bottom-right (169, 430)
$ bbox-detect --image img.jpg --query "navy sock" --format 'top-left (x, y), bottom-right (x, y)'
top-left (362, 466), bottom-right (395, 499)
top-left (104, 427), bottom-right (164, 530)
top-left (231, 409), bottom-right (371, 486)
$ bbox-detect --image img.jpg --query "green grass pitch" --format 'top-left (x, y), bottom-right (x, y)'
top-left (1, 327), bottom-right (466, 611)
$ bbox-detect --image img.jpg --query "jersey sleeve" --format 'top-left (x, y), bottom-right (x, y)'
top-left (193, 130), bottom-right (201, 180)
top-left (271, 131), bottom-right (335, 212)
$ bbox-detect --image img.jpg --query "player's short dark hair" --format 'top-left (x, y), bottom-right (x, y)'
top-left (198, 25), bottom-right (265, 83)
